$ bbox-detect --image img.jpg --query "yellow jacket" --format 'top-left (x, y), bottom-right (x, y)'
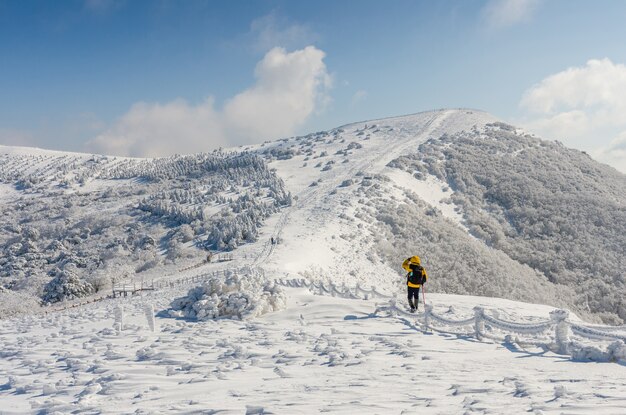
top-left (402, 256), bottom-right (428, 288)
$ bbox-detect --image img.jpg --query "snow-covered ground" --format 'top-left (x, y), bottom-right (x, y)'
top-left (1, 283), bottom-right (625, 414)
top-left (255, 109), bottom-right (493, 287)
top-left (384, 168), bottom-right (466, 227)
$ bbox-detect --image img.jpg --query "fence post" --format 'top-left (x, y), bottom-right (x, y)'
top-left (389, 298), bottom-right (398, 317)
top-left (114, 305), bottom-right (124, 333)
top-left (424, 304), bottom-right (433, 331)
top-left (550, 309), bottom-right (570, 355)
top-left (473, 306), bottom-right (485, 340)
top-left (144, 303), bottom-right (156, 332)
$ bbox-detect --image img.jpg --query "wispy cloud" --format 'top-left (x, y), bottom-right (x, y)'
top-left (249, 12), bottom-right (319, 53)
top-left (482, 0), bottom-right (541, 30)
top-left (519, 58), bottom-right (626, 173)
top-left (86, 46), bottom-right (331, 157)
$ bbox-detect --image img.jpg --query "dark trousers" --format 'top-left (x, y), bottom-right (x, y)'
top-left (407, 286), bottom-right (420, 308)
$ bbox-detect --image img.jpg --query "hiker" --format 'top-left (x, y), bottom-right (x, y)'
top-left (402, 256), bottom-right (428, 312)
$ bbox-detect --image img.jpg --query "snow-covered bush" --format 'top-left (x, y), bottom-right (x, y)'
top-left (86, 269), bottom-right (113, 292)
top-left (42, 265), bottom-right (95, 303)
top-left (0, 289), bottom-right (41, 318)
top-left (168, 270), bottom-right (286, 320)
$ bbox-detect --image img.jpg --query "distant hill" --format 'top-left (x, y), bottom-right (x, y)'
top-left (0, 149), bottom-right (289, 312)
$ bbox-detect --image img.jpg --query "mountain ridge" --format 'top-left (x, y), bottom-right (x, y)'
top-left (0, 108), bottom-right (624, 323)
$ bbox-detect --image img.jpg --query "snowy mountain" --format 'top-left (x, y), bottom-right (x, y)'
top-left (247, 109), bottom-right (624, 324)
top-left (1, 108), bottom-right (624, 323)
top-left (1, 109), bottom-right (626, 413)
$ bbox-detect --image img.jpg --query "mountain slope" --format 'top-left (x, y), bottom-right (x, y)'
top-left (0, 109), bottom-right (624, 324)
top-left (249, 109), bottom-right (624, 323)
top-left (2, 285), bottom-right (626, 414)
top-left (391, 122), bottom-right (626, 323)
top-left (0, 149), bottom-right (289, 313)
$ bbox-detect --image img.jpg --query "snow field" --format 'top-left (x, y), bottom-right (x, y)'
top-left (1, 283), bottom-right (626, 414)
top-left (2, 108), bottom-right (625, 414)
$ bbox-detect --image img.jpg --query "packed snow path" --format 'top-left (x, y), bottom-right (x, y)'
top-left (1, 288), bottom-right (625, 414)
top-left (248, 110), bottom-right (470, 274)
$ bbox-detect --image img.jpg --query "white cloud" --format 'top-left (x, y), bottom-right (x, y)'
top-left (519, 58), bottom-right (626, 173)
top-left (522, 110), bottom-right (592, 142)
top-left (87, 46), bottom-right (331, 157)
top-left (86, 98), bottom-right (223, 158)
top-left (521, 58), bottom-right (626, 116)
top-left (483, 0), bottom-right (541, 29)
top-left (223, 46), bottom-right (331, 142)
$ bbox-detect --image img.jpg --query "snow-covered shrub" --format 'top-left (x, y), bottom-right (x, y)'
top-left (177, 224), bottom-right (195, 243)
top-left (168, 270), bottom-right (286, 320)
top-left (263, 146), bottom-right (298, 160)
top-left (87, 269), bottom-right (113, 292)
top-left (42, 265), bottom-right (95, 303)
top-left (0, 290), bottom-right (41, 319)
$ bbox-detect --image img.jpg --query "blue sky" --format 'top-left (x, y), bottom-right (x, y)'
top-left (1, 1), bottom-right (626, 171)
